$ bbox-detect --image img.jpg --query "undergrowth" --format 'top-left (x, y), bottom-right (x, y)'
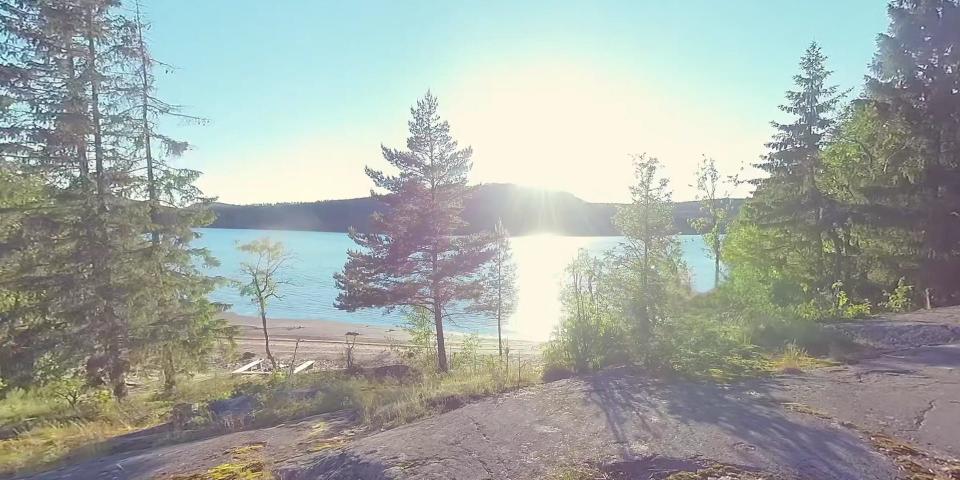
top-left (0, 358), bottom-right (539, 477)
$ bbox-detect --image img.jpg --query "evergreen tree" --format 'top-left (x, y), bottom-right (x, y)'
top-left (0, 0), bottom-right (228, 395)
top-left (865, 0), bottom-right (960, 306)
top-left (335, 92), bottom-right (492, 372)
top-left (0, 0), bottom-right (112, 391)
top-left (469, 219), bottom-right (517, 358)
top-left (125, 1), bottom-right (230, 391)
top-left (818, 103), bottom-right (921, 302)
top-left (745, 42), bottom-right (846, 296)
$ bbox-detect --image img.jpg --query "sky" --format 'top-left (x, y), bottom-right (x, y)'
top-left (145, 1), bottom-right (891, 205)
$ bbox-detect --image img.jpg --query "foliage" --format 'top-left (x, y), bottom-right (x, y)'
top-left (0, 0), bottom-right (225, 397)
top-left (355, 361), bottom-right (540, 428)
top-left (865, 0), bottom-right (960, 305)
top-left (611, 155), bottom-right (689, 353)
top-left (469, 219), bottom-right (518, 358)
top-left (830, 282), bottom-right (872, 320)
top-left (770, 342), bottom-right (833, 373)
top-left (237, 238), bottom-right (292, 370)
top-left (543, 251), bottom-right (627, 373)
top-left (728, 3), bottom-right (960, 314)
top-left (543, 158), bottom-right (774, 381)
top-left (690, 156), bottom-right (738, 286)
top-left (651, 313), bottom-right (765, 381)
top-left (738, 42), bottom-right (847, 304)
top-left (881, 278), bottom-right (915, 313)
top-left (0, 373), bottom-right (251, 476)
top-left (450, 333), bottom-right (483, 371)
top-left (0, 359), bottom-right (538, 476)
top-left (399, 307), bottom-right (439, 372)
top-left (335, 92), bottom-right (494, 372)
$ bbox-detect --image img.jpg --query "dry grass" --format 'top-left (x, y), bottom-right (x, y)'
top-left (168, 442), bottom-right (273, 480)
top-left (769, 342), bottom-right (834, 373)
top-left (0, 374), bottom-right (255, 477)
top-left (356, 365), bottom-right (540, 428)
top-left (0, 361), bottom-right (540, 477)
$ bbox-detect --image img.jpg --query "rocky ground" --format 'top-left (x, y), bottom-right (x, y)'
top-left (19, 307), bottom-right (960, 480)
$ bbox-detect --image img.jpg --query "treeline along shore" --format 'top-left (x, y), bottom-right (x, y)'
top-left (209, 183), bottom-right (744, 236)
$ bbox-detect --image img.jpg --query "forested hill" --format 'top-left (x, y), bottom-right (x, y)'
top-left (209, 183), bottom-right (743, 236)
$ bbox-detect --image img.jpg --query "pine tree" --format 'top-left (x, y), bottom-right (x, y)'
top-left (0, 0), bottom-right (229, 395)
top-left (469, 219), bottom-right (517, 358)
top-left (335, 92), bottom-right (492, 372)
top-left (125, 1), bottom-right (230, 391)
top-left (747, 42), bottom-right (846, 295)
top-left (865, 0), bottom-right (960, 306)
top-left (0, 0), bottom-right (109, 390)
top-left (817, 102), bottom-right (920, 302)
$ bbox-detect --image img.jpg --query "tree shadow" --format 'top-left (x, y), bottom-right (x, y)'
top-left (275, 451), bottom-right (390, 480)
top-left (584, 368), bottom-right (891, 479)
top-left (864, 344), bottom-right (960, 370)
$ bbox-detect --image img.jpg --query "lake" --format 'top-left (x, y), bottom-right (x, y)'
top-left (195, 228), bottom-right (715, 341)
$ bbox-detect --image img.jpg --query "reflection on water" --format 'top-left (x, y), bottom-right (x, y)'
top-left (195, 228), bottom-right (714, 341)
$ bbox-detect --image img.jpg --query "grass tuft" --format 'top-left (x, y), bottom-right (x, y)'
top-left (770, 342), bottom-right (834, 373)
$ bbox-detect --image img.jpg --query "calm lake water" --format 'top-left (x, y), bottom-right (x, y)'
top-left (195, 228), bottom-right (715, 341)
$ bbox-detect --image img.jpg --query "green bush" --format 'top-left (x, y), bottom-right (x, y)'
top-left (399, 307), bottom-right (439, 373)
top-left (450, 333), bottom-right (482, 371)
top-left (651, 314), bottom-right (766, 380)
top-left (881, 277), bottom-right (915, 313)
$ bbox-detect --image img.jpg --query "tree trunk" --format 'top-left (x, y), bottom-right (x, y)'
top-left (434, 305), bottom-right (448, 372)
top-left (497, 313), bottom-right (503, 359)
top-left (259, 304), bottom-right (276, 370)
top-left (161, 346), bottom-right (176, 392)
top-left (714, 250), bottom-right (721, 287)
top-left (497, 288), bottom-right (503, 358)
top-left (87, 11), bottom-right (126, 400)
top-left (136, 3), bottom-right (159, 247)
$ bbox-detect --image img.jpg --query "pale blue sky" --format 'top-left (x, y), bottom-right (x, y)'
top-left (145, 1), bottom-right (889, 204)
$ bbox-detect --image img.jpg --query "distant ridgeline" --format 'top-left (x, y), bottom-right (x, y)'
top-left (209, 183), bottom-right (743, 236)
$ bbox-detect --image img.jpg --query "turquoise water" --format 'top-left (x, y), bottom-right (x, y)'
top-left (195, 229), bottom-right (715, 341)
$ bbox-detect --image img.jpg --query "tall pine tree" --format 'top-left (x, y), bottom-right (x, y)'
top-left (335, 92), bottom-right (492, 372)
top-left (745, 42), bottom-right (846, 297)
top-left (0, 0), bottom-right (228, 395)
top-left (865, 0), bottom-right (960, 306)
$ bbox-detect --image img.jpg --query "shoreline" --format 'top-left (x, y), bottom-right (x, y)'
top-left (219, 312), bottom-right (543, 369)
top-left (220, 311), bottom-right (410, 345)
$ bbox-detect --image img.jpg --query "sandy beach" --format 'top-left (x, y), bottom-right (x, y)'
top-left (220, 312), bottom-right (542, 370)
